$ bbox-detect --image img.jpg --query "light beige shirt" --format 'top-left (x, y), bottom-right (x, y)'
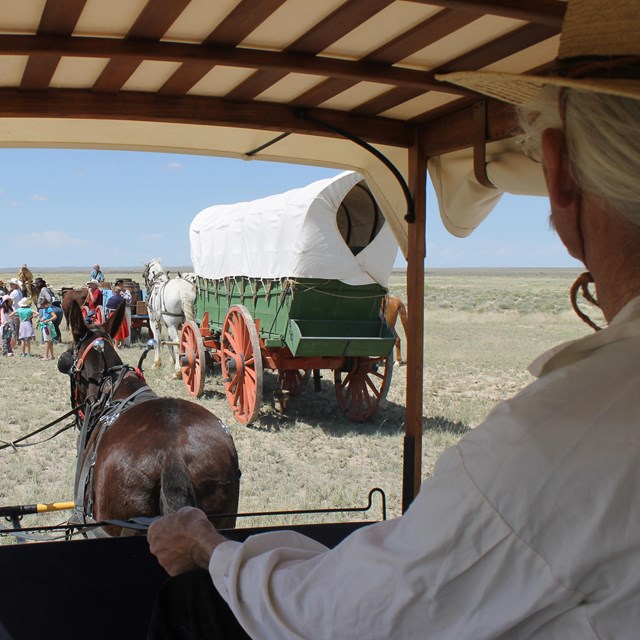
top-left (211, 297), bottom-right (640, 639)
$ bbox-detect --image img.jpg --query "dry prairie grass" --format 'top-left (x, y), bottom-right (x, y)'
top-left (0, 268), bottom-right (593, 544)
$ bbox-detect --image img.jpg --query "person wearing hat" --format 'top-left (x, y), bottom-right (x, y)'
top-left (8, 278), bottom-right (23, 306)
top-left (11, 297), bottom-right (36, 357)
top-left (147, 1), bottom-right (640, 637)
top-left (89, 264), bottom-right (105, 283)
top-left (85, 279), bottom-right (103, 312)
top-left (17, 264), bottom-right (33, 289)
top-left (34, 277), bottom-right (63, 343)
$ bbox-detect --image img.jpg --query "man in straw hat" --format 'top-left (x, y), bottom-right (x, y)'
top-left (17, 264), bottom-right (33, 288)
top-left (147, 1), bottom-right (640, 637)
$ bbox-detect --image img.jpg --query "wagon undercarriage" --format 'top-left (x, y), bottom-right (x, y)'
top-left (179, 275), bottom-right (395, 424)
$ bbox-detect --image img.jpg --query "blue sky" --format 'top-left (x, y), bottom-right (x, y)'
top-left (0, 148), bottom-right (581, 270)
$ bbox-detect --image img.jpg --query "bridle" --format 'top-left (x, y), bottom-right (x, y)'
top-left (67, 328), bottom-right (155, 527)
top-left (69, 330), bottom-right (150, 426)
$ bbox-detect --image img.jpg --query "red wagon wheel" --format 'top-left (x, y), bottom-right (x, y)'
top-left (179, 320), bottom-right (206, 398)
top-left (334, 355), bottom-right (393, 422)
top-left (220, 305), bottom-right (263, 425)
top-left (278, 369), bottom-right (311, 396)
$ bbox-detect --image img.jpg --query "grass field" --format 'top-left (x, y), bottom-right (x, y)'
top-left (0, 268), bottom-right (596, 544)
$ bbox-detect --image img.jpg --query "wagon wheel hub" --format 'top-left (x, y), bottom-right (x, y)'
top-left (223, 354), bottom-right (243, 377)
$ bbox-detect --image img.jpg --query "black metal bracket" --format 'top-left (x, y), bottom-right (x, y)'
top-left (296, 110), bottom-right (415, 223)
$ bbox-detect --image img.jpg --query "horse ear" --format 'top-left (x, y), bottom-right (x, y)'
top-left (69, 301), bottom-right (86, 343)
top-left (104, 301), bottom-right (125, 339)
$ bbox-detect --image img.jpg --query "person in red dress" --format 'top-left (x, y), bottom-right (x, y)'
top-left (105, 286), bottom-right (130, 348)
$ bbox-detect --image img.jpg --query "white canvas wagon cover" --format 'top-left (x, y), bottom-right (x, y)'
top-left (189, 171), bottom-right (397, 287)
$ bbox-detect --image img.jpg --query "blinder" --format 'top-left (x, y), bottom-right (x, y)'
top-left (57, 351), bottom-right (74, 374)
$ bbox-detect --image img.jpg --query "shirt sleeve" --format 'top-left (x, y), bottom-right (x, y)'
top-left (209, 446), bottom-right (579, 640)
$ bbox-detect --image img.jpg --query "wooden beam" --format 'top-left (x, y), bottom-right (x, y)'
top-left (420, 98), bottom-right (518, 155)
top-left (368, 7), bottom-right (478, 64)
top-left (403, 130), bottom-right (427, 511)
top-left (20, 0), bottom-right (88, 91)
top-left (127, 0), bottom-right (192, 39)
top-left (0, 34), bottom-right (465, 95)
top-left (222, 0), bottom-right (395, 101)
top-left (438, 22), bottom-right (559, 73)
top-left (359, 18), bottom-right (557, 119)
top-left (205, 0), bottom-right (289, 46)
top-left (0, 89), bottom-right (413, 148)
top-left (405, 0), bottom-right (566, 27)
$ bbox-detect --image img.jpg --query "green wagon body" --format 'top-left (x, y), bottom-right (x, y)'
top-left (195, 275), bottom-right (395, 358)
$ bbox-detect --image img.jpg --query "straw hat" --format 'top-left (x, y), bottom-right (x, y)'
top-left (9, 278), bottom-right (22, 287)
top-left (436, 0), bottom-right (640, 105)
top-left (86, 279), bottom-right (100, 287)
top-left (18, 297), bottom-right (31, 308)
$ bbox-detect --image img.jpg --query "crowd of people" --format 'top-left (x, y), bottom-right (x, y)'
top-left (0, 263), bottom-right (134, 359)
top-left (0, 267), bottom-right (63, 359)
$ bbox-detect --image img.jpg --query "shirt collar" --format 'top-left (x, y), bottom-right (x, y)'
top-left (528, 295), bottom-right (640, 378)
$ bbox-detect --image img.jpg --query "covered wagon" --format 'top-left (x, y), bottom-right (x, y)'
top-left (180, 170), bottom-right (399, 424)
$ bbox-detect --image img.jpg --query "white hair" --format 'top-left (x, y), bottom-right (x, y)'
top-left (518, 87), bottom-right (640, 227)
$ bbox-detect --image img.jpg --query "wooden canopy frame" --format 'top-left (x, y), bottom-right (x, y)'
top-left (0, 0), bottom-right (566, 507)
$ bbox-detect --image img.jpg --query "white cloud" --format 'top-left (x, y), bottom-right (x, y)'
top-left (19, 230), bottom-right (88, 249)
top-left (165, 162), bottom-right (184, 171)
top-left (31, 194), bottom-right (48, 201)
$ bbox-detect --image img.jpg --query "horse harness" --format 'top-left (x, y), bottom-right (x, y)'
top-left (68, 334), bottom-right (156, 534)
top-left (145, 271), bottom-right (184, 319)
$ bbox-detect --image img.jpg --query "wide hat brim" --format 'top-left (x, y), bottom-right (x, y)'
top-left (436, 70), bottom-right (640, 106)
top-left (437, 0), bottom-right (640, 105)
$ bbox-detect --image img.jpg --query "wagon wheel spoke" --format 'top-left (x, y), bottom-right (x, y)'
top-left (221, 305), bottom-right (263, 425)
top-left (179, 320), bottom-right (206, 397)
top-left (334, 355), bottom-right (393, 423)
top-left (278, 369), bottom-right (310, 396)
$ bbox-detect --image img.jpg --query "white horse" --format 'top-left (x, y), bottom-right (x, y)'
top-left (142, 259), bottom-right (196, 378)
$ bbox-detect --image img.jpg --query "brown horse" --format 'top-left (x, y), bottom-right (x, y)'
top-left (58, 300), bottom-right (241, 536)
top-left (61, 288), bottom-right (89, 328)
top-left (382, 294), bottom-right (408, 365)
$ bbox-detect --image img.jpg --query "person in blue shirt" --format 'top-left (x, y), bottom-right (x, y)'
top-left (39, 305), bottom-right (58, 360)
top-left (90, 264), bottom-right (105, 283)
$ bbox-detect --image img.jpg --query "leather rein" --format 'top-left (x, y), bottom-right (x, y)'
top-left (69, 332), bottom-right (155, 529)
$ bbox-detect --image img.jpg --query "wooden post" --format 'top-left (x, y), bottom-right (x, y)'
top-left (403, 132), bottom-right (427, 512)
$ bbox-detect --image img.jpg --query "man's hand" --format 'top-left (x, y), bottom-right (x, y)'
top-left (148, 506), bottom-right (229, 576)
